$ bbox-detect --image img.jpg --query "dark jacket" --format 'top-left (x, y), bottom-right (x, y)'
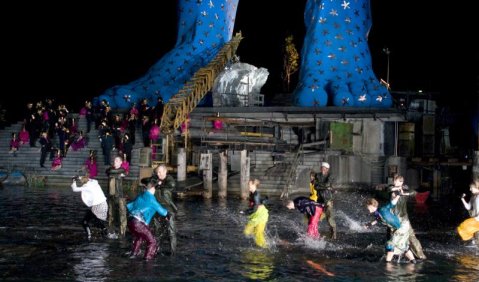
top-left (153, 174), bottom-right (177, 212)
top-left (39, 136), bottom-right (52, 152)
top-left (243, 190), bottom-right (262, 215)
top-left (314, 172), bottom-right (334, 203)
top-left (387, 184), bottom-right (416, 219)
top-left (293, 196), bottom-right (324, 217)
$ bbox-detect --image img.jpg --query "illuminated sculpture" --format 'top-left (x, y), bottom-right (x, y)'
top-left (294, 0), bottom-right (391, 107)
top-left (99, 0), bottom-right (239, 109)
top-left (99, 0), bottom-right (390, 109)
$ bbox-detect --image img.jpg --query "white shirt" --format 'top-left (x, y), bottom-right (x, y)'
top-left (71, 179), bottom-right (107, 207)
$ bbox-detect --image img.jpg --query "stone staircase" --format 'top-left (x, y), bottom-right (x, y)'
top-left (210, 150), bottom-right (327, 197)
top-left (184, 116), bottom-right (327, 197)
top-left (221, 147), bottom-right (381, 198)
top-left (249, 150), bottom-right (327, 196)
top-left (0, 113), bottom-right (315, 195)
top-left (0, 115), bottom-right (145, 187)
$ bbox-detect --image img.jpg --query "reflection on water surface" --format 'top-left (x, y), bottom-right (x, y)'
top-left (0, 185), bottom-right (478, 281)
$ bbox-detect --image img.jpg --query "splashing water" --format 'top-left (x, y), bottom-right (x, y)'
top-left (336, 210), bottom-right (366, 232)
top-left (1, 186), bottom-right (479, 281)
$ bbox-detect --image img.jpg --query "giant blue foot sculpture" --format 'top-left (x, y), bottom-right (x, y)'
top-left (294, 0), bottom-right (392, 107)
top-left (99, 0), bottom-right (239, 109)
top-left (101, 0), bottom-right (389, 109)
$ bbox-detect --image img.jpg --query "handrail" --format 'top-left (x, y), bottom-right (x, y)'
top-left (160, 32), bottom-right (244, 135)
top-left (158, 32), bottom-right (243, 164)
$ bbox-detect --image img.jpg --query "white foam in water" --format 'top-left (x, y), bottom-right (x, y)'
top-left (265, 215), bottom-right (331, 250)
top-left (336, 210), bottom-right (366, 232)
top-left (302, 236), bottom-right (328, 249)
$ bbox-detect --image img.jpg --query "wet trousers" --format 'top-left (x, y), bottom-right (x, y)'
top-left (82, 209), bottom-right (107, 239)
top-left (244, 221), bottom-right (267, 248)
top-left (128, 218), bottom-right (157, 260)
top-left (408, 228), bottom-right (426, 259)
top-left (387, 224), bottom-right (426, 259)
top-left (320, 202), bottom-right (336, 229)
top-left (153, 214), bottom-right (177, 255)
top-left (388, 220), bottom-right (411, 255)
top-left (244, 205), bottom-right (269, 248)
top-left (307, 206), bottom-right (323, 239)
top-left (457, 217), bottom-right (479, 241)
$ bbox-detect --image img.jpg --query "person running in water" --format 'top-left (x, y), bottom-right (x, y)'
top-left (151, 164), bottom-right (177, 255)
top-left (243, 179), bottom-right (269, 248)
top-left (365, 197), bottom-right (417, 263)
top-left (127, 177), bottom-right (171, 260)
top-left (71, 173), bottom-right (114, 240)
top-left (242, 179), bottom-right (264, 215)
top-left (286, 196), bottom-right (324, 239)
top-left (244, 199), bottom-right (269, 248)
top-left (387, 174), bottom-right (426, 259)
top-left (314, 162), bottom-right (337, 239)
top-left (457, 180), bottom-right (479, 248)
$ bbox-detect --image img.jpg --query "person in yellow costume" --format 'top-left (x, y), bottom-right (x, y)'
top-left (243, 179), bottom-right (269, 248)
top-left (457, 180), bottom-right (479, 248)
top-left (309, 170), bottom-right (318, 202)
top-left (244, 202), bottom-right (269, 248)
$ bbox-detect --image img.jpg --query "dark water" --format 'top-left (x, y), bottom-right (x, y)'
top-left (0, 185), bottom-right (478, 281)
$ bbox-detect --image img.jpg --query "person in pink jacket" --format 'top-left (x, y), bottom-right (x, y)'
top-left (18, 125), bottom-right (30, 146)
top-left (9, 132), bottom-right (20, 157)
top-left (84, 150), bottom-right (98, 179)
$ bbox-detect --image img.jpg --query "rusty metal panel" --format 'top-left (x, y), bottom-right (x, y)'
top-left (330, 122), bottom-right (353, 152)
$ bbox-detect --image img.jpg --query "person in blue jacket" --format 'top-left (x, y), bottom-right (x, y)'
top-left (365, 197), bottom-right (417, 263)
top-left (127, 177), bottom-right (171, 260)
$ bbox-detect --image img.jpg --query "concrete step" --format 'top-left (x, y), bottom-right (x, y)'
top-left (0, 113), bottom-right (152, 186)
top-left (1, 113), bottom-right (324, 191)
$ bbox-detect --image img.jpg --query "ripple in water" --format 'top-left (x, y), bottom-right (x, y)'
top-left (0, 185), bottom-right (478, 281)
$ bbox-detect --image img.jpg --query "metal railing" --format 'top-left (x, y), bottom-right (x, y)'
top-left (159, 32), bottom-right (244, 164)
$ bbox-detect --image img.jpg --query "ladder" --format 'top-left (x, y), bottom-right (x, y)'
top-left (158, 32), bottom-right (243, 165)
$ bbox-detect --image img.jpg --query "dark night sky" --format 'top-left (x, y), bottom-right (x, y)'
top-left (2, 1), bottom-right (478, 122)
